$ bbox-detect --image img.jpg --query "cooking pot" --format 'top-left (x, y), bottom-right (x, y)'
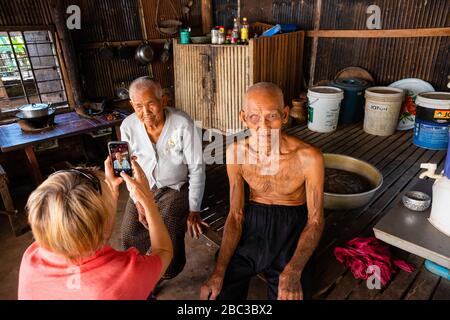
top-left (117, 43), bottom-right (133, 59)
top-left (18, 103), bottom-right (55, 118)
top-left (160, 41), bottom-right (171, 64)
top-left (324, 153), bottom-right (383, 210)
top-left (135, 41), bottom-right (154, 65)
top-left (99, 43), bottom-right (115, 60)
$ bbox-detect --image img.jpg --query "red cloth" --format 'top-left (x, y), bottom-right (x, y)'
top-left (18, 242), bottom-right (162, 300)
top-left (334, 237), bottom-right (415, 286)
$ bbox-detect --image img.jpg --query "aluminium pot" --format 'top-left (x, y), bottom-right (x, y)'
top-left (18, 103), bottom-right (55, 118)
top-left (324, 153), bottom-right (383, 210)
top-left (135, 41), bottom-right (154, 65)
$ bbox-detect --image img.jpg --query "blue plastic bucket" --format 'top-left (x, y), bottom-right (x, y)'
top-left (413, 119), bottom-right (449, 150)
top-left (413, 92), bottom-right (450, 150)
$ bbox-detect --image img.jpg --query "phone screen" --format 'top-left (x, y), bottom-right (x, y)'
top-left (108, 141), bottom-right (133, 177)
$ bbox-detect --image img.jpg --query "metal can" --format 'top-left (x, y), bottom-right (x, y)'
top-left (211, 28), bottom-right (219, 44)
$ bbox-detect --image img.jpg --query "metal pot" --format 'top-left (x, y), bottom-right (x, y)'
top-left (324, 153), bottom-right (383, 210)
top-left (135, 41), bottom-right (154, 65)
top-left (99, 43), bottom-right (115, 60)
top-left (117, 43), bottom-right (133, 59)
top-left (160, 40), bottom-right (171, 64)
top-left (115, 87), bottom-right (130, 100)
top-left (18, 103), bottom-right (55, 118)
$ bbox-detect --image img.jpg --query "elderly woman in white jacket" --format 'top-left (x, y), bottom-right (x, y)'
top-left (120, 77), bottom-right (207, 280)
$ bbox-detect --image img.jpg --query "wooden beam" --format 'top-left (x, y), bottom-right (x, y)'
top-left (137, 0), bottom-right (148, 39)
top-left (78, 39), bottom-right (169, 49)
top-left (0, 25), bottom-right (55, 32)
top-left (308, 0), bottom-right (322, 87)
top-left (54, 31), bottom-right (75, 107)
top-left (24, 146), bottom-right (43, 185)
top-left (306, 27), bottom-right (450, 38)
top-left (49, 0), bottom-right (84, 106)
top-left (201, 0), bottom-right (213, 35)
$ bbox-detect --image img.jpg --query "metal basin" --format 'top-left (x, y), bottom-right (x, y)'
top-left (324, 153), bottom-right (383, 210)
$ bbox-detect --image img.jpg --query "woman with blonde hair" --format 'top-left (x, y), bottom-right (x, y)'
top-left (18, 156), bottom-right (172, 300)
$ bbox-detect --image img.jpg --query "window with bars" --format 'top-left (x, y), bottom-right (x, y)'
top-left (0, 29), bottom-right (68, 118)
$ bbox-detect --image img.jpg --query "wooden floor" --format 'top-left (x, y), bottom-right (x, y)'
top-left (199, 123), bottom-right (450, 300)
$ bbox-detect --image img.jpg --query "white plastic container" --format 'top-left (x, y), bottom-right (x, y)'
top-left (307, 86), bottom-right (344, 133)
top-left (429, 136), bottom-right (450, 236)
top-left (364, 87), bottom-right (404, 136)
top-left (429, 176), bottom-right (450, 237)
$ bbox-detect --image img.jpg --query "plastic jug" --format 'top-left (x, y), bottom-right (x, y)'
top-left (429, 134), bottom-right (450, 235)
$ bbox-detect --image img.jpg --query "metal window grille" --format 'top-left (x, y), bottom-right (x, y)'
top-left (0, 29), bottom-right (68, 118)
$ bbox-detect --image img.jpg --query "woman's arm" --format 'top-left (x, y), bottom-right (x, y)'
top-left (121, 159), bottom-right (173, 277)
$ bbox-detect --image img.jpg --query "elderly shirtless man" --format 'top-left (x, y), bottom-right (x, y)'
top-left (201, 82), bottom-right (325, 300)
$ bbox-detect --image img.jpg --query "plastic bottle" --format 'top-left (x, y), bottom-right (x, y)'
top-left (225, 29), bottom-right (232, 44)
top-left (231, 18), bottom-right (240, 44)
top-left (429, 134), bottom-right (450, 235)
top-left (240, 17), bottom-right (249, 44)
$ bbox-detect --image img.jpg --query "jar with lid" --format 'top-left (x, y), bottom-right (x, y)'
top-left (217, 26), bottom-right (225, 44)
top-left (211, 27), bottom-right (219, 44)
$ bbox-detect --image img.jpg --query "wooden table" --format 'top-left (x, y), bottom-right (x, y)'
top-left (0, 111), bottom-right (126, 185)
top-left (374, 178), bottom-right (450, 269)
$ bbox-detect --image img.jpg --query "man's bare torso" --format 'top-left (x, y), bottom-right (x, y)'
top-left (237, 132), bottom-right (316, 206)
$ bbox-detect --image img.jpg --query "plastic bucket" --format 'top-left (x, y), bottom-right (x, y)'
top-left (413, 119), bottom-right (449, 150)
top-left (330, 78), bottom-right (370, 124)
top-left (364, 87), bottom-right (404, 136)
top-left (413, 92), bottom-right (450, 150)
top-left (307, 86), bottom-right (344, 133)
top-left (416, 92), bottom-right (450, 124)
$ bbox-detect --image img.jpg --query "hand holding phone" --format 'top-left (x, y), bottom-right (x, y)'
top-left (108, 141), bottom-right (133, 177)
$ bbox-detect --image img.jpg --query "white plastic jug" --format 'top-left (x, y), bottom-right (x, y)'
top-left (428, 134), bottom-right (450, 236)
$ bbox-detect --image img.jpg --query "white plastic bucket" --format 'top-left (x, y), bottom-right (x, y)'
top-left (307, 86), bottom-right (344, 133)
top-left (364, 87), bottom-right (404, 136)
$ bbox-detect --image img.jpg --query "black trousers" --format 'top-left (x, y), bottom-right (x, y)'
top-left (218, 202), bottom-right (314, 300)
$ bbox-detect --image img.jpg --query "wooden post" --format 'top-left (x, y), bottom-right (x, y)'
top-left (49, 0), bottom-right (84, 106)
top-left (24, 146), bottom-right (43, 185)
top-left (201, 0), bottom-right (213, 34)
top-left (308, 0), bottom-right (322, 87)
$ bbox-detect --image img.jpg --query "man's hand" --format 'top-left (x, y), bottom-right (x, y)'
top-left (278, 267), bottom-right (303, 300)
top-left (200, 273), bottom-right (223, 300)
top-left (187, 211), bottom-right (209, 238)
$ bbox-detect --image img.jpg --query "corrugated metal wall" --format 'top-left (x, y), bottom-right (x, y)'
top-left (2, 0), bottom-right (448, 99)
top-left (269, 0), bottom-right (450, 90)
top-left (319, 0), bottom-right (449, 29)
top-left (251, 31), bottom-right (304, 106)
top-left (173, 42), bottom-right (212, 128)
top-left (65, 0), bottom-right (143, 43)
top-left (212, 45), bottom-right (249, 132)
top-left (213, 0), bottom-right (238, 28)
top-left (272, 0), bottom-right (315, 29)
top-left (0, 0), bottom-right (53, 26)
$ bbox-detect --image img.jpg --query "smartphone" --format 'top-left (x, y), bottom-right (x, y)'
top-left (108, 141), bottom-right (133, 177)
